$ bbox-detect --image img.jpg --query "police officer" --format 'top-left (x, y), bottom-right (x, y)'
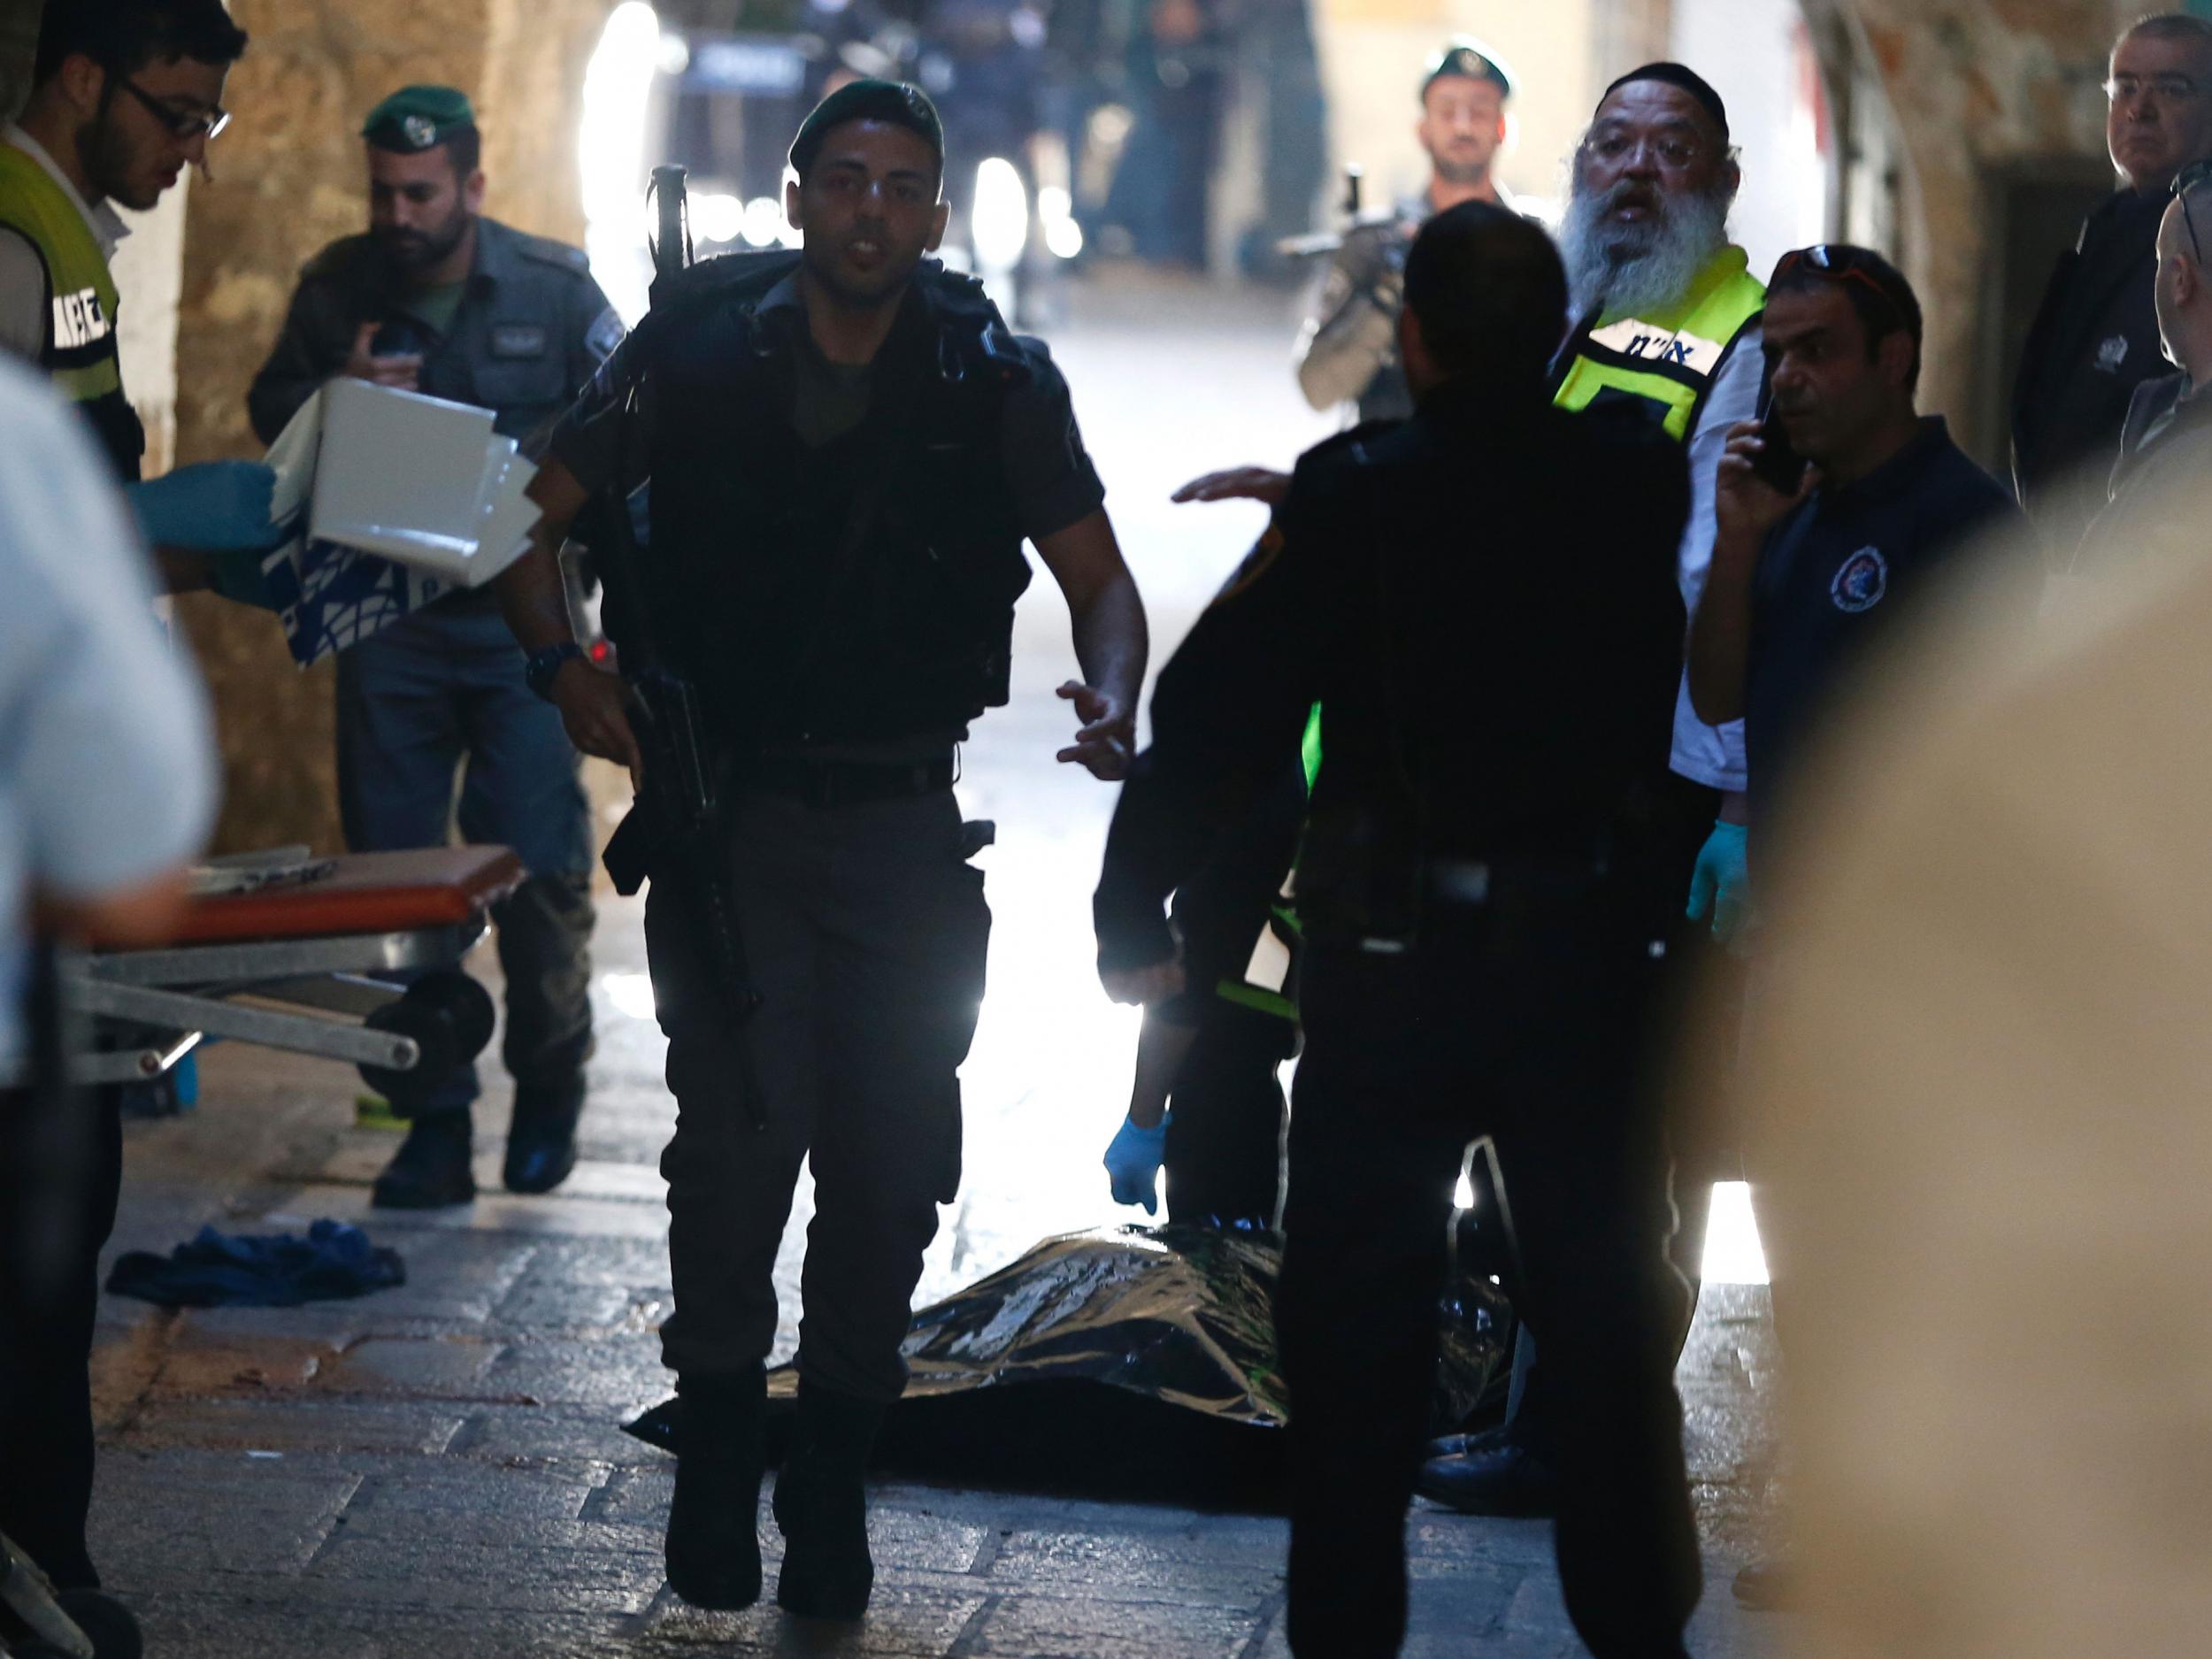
top-left (248, 87), bottom-right (624, 1209)
top-left (1096, 202), bottom-right (1700, 1659)
top-left (1294, 39), bottom-right (1517, 423)
top-left (495, 81), bottom-right (1147, 1617)
top-left (1102, 752), bottom-right (1307, 1226)
top-left (2012, 13), bottom-right (2212, 549)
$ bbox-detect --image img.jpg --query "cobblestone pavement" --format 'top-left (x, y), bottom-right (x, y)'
top-left (80, 267), bottom-right (1793, 1657)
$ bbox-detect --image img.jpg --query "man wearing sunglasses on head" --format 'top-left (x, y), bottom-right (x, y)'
top-left (2012, 13), bottom-right (2212, 549)
top-left (2, 0), bottom-right (282, 593)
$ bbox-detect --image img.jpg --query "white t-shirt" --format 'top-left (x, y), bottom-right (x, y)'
top-left (1669, 326), bottom-right (1762, 793)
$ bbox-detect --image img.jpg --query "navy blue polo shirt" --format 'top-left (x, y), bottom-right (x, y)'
top-left (1747, 416), bottom-right (2018, 833)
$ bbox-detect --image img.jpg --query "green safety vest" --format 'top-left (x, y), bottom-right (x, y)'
top-left (0, 142), bottom-right (144, 480)
top-left (1552, 243), bottom-right (1767, 442)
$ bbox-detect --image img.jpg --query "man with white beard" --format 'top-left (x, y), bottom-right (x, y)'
top-left (1416, 61), bottom-right (1769, 1521)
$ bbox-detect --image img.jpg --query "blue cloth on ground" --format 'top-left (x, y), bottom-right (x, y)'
top-left (104, 1220), bottom-right (405, 1307)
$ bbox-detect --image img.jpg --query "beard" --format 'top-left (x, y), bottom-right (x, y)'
top-left (375, 209), bottom-right (472, 275)
top-left (1557, 173), bottom-right (1732, 321)
top-left (80, 111), bottom-right (157, 211)
top-left (1431, 148), bottom-right (1494, 188)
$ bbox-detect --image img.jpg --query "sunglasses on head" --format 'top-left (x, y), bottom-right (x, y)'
top-left (1772, 243), bottom-right (1912, 327)
top-left (2173, 157), bottom-right (2212, 263)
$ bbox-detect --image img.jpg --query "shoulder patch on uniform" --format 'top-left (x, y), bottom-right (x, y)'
top-left (584, 304), bottom-right (626, 364)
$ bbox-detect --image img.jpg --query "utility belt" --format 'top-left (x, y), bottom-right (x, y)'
top-left (738, 751), bottom-right (956, 810)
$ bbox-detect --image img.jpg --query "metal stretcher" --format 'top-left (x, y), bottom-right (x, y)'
top-left (55, 847), bottom-right (523, 1104)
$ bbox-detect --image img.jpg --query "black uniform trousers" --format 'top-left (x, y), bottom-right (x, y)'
top-left (0, 1081), bottom-right (124, 1588)
top-left (645, 786), bottom-right (990, 1401)
top-left (1277, 881), bottom-right (1700, 1659)
top-left (1162, 998), bottom-right (1291, 1228)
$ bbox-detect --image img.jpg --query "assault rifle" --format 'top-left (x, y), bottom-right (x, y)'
top-left (595, 165), bottom-right (768, 1126)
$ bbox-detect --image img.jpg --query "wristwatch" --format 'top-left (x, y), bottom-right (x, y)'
top-left (525, 641), bottom-right (586, 703)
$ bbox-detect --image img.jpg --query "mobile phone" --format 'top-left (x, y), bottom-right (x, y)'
top-left (1750, 382), bottom-right (1806, 495)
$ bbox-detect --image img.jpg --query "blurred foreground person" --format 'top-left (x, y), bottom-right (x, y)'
top-left (1294, 39), bottom-right (1517, 423)
top-left (0, 353), bottom-right (218, 1653)
top-left (498, 81), bottom-right (1145, 1619)
top-left (249, 86), bottom-right (622, 1210)
top-left (1738, 449), bottom-right (2212, 1659)
top-left (1096, 203), bottom-right (1701, 1659)
top-left (2, 0), bottom-right (280, 587)
top-left (2011, 12), bottom-right (2212, 548)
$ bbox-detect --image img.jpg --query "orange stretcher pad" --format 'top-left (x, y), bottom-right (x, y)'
top-left (47, 847), bottom-right (529, 1094)
top-left (167, 848), bottom-right (527, 946)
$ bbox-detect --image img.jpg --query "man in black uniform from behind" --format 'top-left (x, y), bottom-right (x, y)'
top-left (1095, 203), bottom-right (1701, 1657)
top-left (498, 81), bottom-right (1147, 1619)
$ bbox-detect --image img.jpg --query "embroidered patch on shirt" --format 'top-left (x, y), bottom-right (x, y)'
top-left (50, 286), bottom-right (111, 349)
top-left (1831, 547), bottom-right (1889, 613)
top-left (2094, 334), bottom-right (2131, 373)
top-left (491, 324), bottom-right (549, 357)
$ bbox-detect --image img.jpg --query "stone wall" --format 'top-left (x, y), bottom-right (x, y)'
top-left (170, 0), bottom-right (612, 854)
top-left (1809, 0), bottom-right (2133, 450)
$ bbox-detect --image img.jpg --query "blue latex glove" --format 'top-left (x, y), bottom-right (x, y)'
top-left (1104, 1113), bottom-right (1171, 1215)
top-left (125, 460), bottom-right (284, 553)
top-left (1685, 819), bottom-right (1751, 945)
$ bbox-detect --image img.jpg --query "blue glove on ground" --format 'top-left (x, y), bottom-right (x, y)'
top-left (125, 459), bottom-right (284, 553)
top-left (1685, 819), bottom-right (1751, 945)
top-left (1104, 1113), bottom-right (1171, 1216)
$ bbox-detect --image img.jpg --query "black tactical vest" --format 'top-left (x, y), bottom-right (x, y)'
top-left (627, 252), bottom-right (1034, 750)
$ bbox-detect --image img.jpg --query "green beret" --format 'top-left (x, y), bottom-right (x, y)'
top-left (363, 85), bottom-right (477, 153)
top-left (789, 79), bottom-right (944, 179)
top-left (1423, 39), bottom-right (1516, 102)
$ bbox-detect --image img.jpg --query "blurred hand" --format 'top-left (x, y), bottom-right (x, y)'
top-left (125, 460), bottom-right (284, 553)
top-left (551, 657), bottom-right (644, 789)
top-left (1685, 819), bottom-right (1752, 947)
top-left (1715, 420), bottom-right (1814, 556)
top-left (1104, 1113), bottom-right (1171, 1214)
top-left (344, 320), bottom-right (423, 391)
top-left (1056, 680), bottom-right (1133, 780)
top-left (1101, 959), bottom-right (1187, 1006)
top-left (1171, 466), bottom-right (1292, 508)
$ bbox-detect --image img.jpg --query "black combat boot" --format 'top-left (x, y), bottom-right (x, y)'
top-left (503, 1079), bottom-right (586, 1194)
top-left (772, 1382), bottom-right (884, 1619)
top-left (369, 1110), bottom-right (476, 1209)
top-left (664, 1368), bottom-right (766, 1610)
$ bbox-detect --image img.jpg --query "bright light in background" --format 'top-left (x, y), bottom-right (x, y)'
top-left (600, 972), bottom-right (657, 1021)
top-left (580, 2), bottom-right (661, 323)
top-left (691, 190), bottom-right (742, 245)
top-left (971, 157), bottom-right (1029, 272)
top-left (742, 196), bottom-right (786, 248)
top-left (1450, 1174), bottom-right (1768, 1286)
top-left (1038, 185), bottom-right (1084, 260)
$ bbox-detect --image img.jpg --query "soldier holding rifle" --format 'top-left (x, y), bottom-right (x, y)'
top-left (495, 80), bottom-right (1146, 1619)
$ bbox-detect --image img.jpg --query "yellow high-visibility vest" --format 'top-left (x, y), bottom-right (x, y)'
top-left (1553, 243), bottom-right (1767, 442)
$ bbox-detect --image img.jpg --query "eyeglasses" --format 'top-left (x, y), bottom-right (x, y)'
top-left (1582, 125), bottom-right (1709, 173)
top-left (2174, 157), bottom-right (2212, 262)
top-left (115, 77), bottom-right (230, 142)
top-left (1772, 243), bottom-right (1916, 328)
top-left (2106, 73), bottom-right (2203, 106)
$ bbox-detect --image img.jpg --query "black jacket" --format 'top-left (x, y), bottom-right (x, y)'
top-left (2010, 188), bottom-right (2169, 525)
top-left (1094, 382), bottom-right (1690, 972)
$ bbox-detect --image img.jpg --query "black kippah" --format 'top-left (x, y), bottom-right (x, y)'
top-left (1601, 62), bottom-right (1729, 140)
top-left (789, 79), bottom-right (945, 178)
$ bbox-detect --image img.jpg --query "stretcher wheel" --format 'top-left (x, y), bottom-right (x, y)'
top-left (358, 972), bottom-right (495, 1115)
